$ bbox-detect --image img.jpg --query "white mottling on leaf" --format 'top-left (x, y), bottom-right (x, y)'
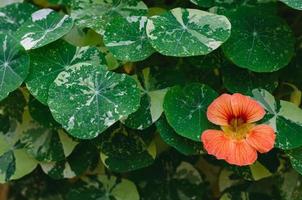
top-left (32, 9), bottom-right (53, 22)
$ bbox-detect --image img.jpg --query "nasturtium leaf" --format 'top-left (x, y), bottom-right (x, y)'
top-left (287, 148), bottom-right (302, 175)
top-left (98, 124), bottom-right (156, 172)
top-left (146, 8), bottom-right (231, 57)
top-left (222, 6), bottom-right (294, 72)
top-left (71, 0), bottom-right (148, 35)
top-left (104, 15), bottom-right (155, 62)
top-left (122, 68), bottom-right (167, 130)
top-left (279, 0), bottom-right (302, 10)
top-left (48, 64), bottom-right (141, 139)
top-left (40, 143), bottom-right (99, 179)
top-left (26, 39), bottom-right (105, 104)
top-left (16, 8), bottom-right (73, 50)
top-left (0, 111), bottom-right (38, 183)
top-left (156, 116), bottom-right (203, 155)
top-left (163, 83), bottom-right (218, 141)
top-left (134, 156), bottom-right (207, 200)
top-left (222, 64), bottom-right (278, 95)
top-left (0, 2), bottom-right (36, 33)
top-left (66, 175), bottom-right (140, 200)
top-left (252, 89), bottom-right (302, 150)
top-left (0, 0), bottom-right (23, 7)
top-left (20, 128), bottom-right (77, 162)
top-left (0, 33), bottom-right (29, 101)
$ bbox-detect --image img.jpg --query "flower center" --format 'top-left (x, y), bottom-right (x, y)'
top-left (221, 117), bottom-right (254, 140)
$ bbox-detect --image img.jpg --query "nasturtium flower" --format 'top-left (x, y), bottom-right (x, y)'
top-left (201, 93), bottom-right (276, 166)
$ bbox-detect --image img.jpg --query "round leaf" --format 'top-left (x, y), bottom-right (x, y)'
top-left (279, 0), bottom-right (302, 10)
top-left (163, 83), bottom-right (218, 141)
top-left (146, 8), bottom-right (231, 56)
top-left (104, 15), bottom-right (155, 62)
top-left (48, 64), bottom-right (141, 139)
top-left (25, 39), bottom-right (105, 104)
top-left (0, 33), bottom-right (29, 101)
top-left (222, 7), bottom-right (295, 72)
top-left (17, 8), bottom-right (73, 50)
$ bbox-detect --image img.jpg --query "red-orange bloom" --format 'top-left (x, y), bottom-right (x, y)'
top-left (201, 93), bottom-right (276, 166)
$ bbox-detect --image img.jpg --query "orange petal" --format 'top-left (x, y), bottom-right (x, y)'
top-left (246, 124), bottom-right (275, 153)
top-left (207, 94), bottom-right (233, 126)
top-left (231, 93), bottom-right (265, 123)
top-left (226, 140), bottom-right (258, 166)
top-left (201, 129), bottom-right (233, 160)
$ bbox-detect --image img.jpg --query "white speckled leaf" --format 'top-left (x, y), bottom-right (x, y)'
top-left (252, 89), bottom-right (302, 150)
top-left (222, 7), bottom-right (295, 72)
top-left (280, 0), bottom-right (302, 10)
top-left (0, 2), bottom-right (36, 33)
top-left (25, 39), bottom-right (105, 104)
top-left (0, 33), bottom-right (29, 101)
top-left (48, 64), bottom-right (141, 139)
top-left (16, 8), bottom-right (73, 50)
top-left (104, 15), bottom-right (155, 61)
top-left (66, 175), bottom-right (139, 200)
top-left (146, 8), bottom-right (231, 56)
top-left (71, 0), bottom-right (148, 35)
top-left (0, 0), bottom-right (23, 7)
top-left (163, 83), bottom-right (218, 141)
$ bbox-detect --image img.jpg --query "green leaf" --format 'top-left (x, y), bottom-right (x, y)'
top-left (71, 0), bottom-right (148, 35)
top-left (0, 2), bottom-right (36, 33)
top-left (40, 143), bottom-right (99, 179)
top-left (122, 68), bottom-right (167, 130)
top-left (222, 6), bottom-right (295, 72)
top-left (146, 8), bottom-right (231, 56)
top-left (222, 64), bottom-right (278, 95)
top-left (66, 175), bottom-right (139, 200)
top-left (25, 39), bottom-right (105, 104)
top-left (48, 64), bottom-right (141, 139)
top-left (279, 0), bottom-right (302, 10)
top-left (20, 128), bottom-right (78, 162)
top-left (104, 15), bottom-right (155, 62)
top-left (98, 124), bottom-right (156, 172)
top-left (0, 0), bottom-right (23, 8)
top-left (287, 148), bottom-right (302, 175)
top-left (156, 116), bottom-right (203, 155)
top-left (0, 33), bottom-right (29, 101)
top-left (163, 83), bottom-right (218, 141)
top-left (17, 8), bottom-right (73, 50)
top-left (252, 89), bottom-right (302, 150)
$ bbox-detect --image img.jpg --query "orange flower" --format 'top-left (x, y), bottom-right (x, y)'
top-left (201, 93), bottom-right (276, 166)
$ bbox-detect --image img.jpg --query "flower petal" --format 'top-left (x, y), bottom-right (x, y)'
top-left (226, 140), bottom-right (257, 166)
top-left (231, 93), bottom-right (265, 123)
top-left (201, 129), bottom-right (233, 160)
top-left (207, 94), bottom-right (233, 126)
top-left (246, 124), bottom-right (275, 153)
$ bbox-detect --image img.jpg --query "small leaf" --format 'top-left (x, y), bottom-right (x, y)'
top-left (222, 6), bottom-right (295, 72)
top-left (48, 64), bottom-right (141, 139)
top-left (0, 33), bottom-right (29, 101)
top-left (146, 8), bottom-right (231, 56)
top-left (17, 8), bottom-right (73, 50)
top-left (163, 83), bottom-right (218, 141)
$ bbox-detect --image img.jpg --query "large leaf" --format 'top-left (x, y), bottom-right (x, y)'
top-left (146, 8), bottom-right (231, 56)
top-left (104, 15), bottom-right (155, 62)
top-left (163, 83), bottom-right (218, 141)
top-left (98, 124), bottom-right (156, 172)
top-left (25, 39), bottom-right (105, 104)
top-left (71, 0), bottom-right (148, 35)
top-left (0, 2), bottom-right (36, 33)
top-left (279, 0), bottom-right (302, 10)
top-left (66, 175), bottom-right (140, 200)
top-left (48, 64), bottom-right (141, 139)
top-left (222, 6), bottom-right (295, 72)
top-left (17, 8), bottom-right (73, 50)
top-left (156, 116), bottom-right (203, 155)
top-left (252, 89), bottom-right (302, 150)
top-left (0, 33), bottom-right (29, 101)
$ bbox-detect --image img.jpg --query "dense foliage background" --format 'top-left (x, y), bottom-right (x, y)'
top-left (1, 0), bottom-right (302, 199)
